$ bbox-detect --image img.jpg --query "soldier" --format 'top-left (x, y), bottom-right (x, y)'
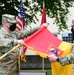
top-left (48, 20), bottom-right (74, 65)
top-left (0, 14), bottom-right (48, 75)
top-left (48, 44), bottom-right (74, 74)
top-left (71, 20), bottom-right (74, 43)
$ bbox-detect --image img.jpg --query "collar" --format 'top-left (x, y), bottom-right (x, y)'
top-left (1, 27), bottom-right (11, 35)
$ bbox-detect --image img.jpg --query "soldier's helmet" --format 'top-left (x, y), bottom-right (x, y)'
top-left (2, 14), bottom-right (17, 23)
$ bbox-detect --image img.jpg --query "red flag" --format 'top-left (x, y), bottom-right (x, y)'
top-left (41, 5), bottom-right (46, 25)
top-left (24, 26), bottom-right (63, 58)
top-left (24, 26), bottom-right (72, 75)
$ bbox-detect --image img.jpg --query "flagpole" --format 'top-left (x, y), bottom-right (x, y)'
top-left (0, 44), bottom-right (21, 60)
top-left (18, 0), bottom-right (26, 72)
top-left (18, 0), bottom-right (21, 71)
top-left (17, 0), bottom-right (26, 71)
top-left (18, 49), bottom-right (20, 71)
top-left (42, 0), bottom-right (44, 71)
top-left (41, 0), bottom-right (45, 71)
top-left (42, 57), bottom-right (44, 71)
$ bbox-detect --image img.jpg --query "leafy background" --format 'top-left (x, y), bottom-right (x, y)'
top-left (0, 0), bottom-right (74, 31)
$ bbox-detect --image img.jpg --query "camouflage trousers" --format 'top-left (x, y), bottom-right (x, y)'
top-left (0, 60), bottom-right (18, 75)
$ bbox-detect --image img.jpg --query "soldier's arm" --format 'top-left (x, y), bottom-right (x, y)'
top-left (15, 25), bottom-right (41, 39)
top-left (15, 23), bottom-right (48, 39)
top-left (0, 25), bottom-right (41, 47)
top-left (56, 53), bottom-right (74, 65)
top-left (20, 26), bottom-right (40, 37)
top-left (0, 38), bottom-right (18, 47)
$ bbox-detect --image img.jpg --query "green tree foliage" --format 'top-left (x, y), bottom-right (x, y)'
top-left (0, 0), bottom-right (74, 31)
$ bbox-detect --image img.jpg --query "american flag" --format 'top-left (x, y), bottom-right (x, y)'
top-left (16, 1), bottom-right (27, 62)
top-left (16, 0), bottom-right (26, 30)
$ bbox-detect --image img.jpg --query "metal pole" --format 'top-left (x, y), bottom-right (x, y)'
top-left (42, 57), bottom-right (44, 71)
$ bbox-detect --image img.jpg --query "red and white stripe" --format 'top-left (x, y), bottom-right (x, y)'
top-left (16, 14), bottom-right (25, 30)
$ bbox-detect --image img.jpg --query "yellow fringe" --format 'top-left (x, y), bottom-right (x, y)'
top-left (24, 43), bottom-right (47, 58)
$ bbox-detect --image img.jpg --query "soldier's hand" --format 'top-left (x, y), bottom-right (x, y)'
top-left (48, 54), bottom-right (58, 62)
top-left (18, 39), bottom-right (24, 46)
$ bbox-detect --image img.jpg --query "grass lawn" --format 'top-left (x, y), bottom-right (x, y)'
top-left (20, 69), bottom-right (52, 75)
top-left (46, 69), bottom-right (52, 75)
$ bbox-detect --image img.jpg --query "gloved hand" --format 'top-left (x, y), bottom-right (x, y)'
top-left (48, 54), bottom-right (58, 62)
top-left (18, 39), bottom-right (24, 46)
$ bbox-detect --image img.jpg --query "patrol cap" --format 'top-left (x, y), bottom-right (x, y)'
top-left (2, 14), bottom-right (17, 23)
top-left (71, 20), bottom-right (74, 27)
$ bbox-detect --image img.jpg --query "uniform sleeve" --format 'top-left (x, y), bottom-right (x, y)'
top-left (0, 34), bottom-right (18, 47)
top-left (15, 26), bottom-right (40, 39)
top-left (58, 53), bottom-right (74, 66)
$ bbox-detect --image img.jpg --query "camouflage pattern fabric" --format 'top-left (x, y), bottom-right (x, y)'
top-left (58, 54), bottom-right (73, 66)
top-left (0, 26), bottom-right (40, 75)
top-left (58, 44), bottom-right (74, 66)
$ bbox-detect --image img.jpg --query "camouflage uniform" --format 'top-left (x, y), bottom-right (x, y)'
top-left (57, 20), bottom-right (74, 75)
top-left (57, 44), bottom-right (74, 75)
top-left (0, 26), bottom-right (40, 75)
top-left (57, 53), bottom-right (74, 65)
